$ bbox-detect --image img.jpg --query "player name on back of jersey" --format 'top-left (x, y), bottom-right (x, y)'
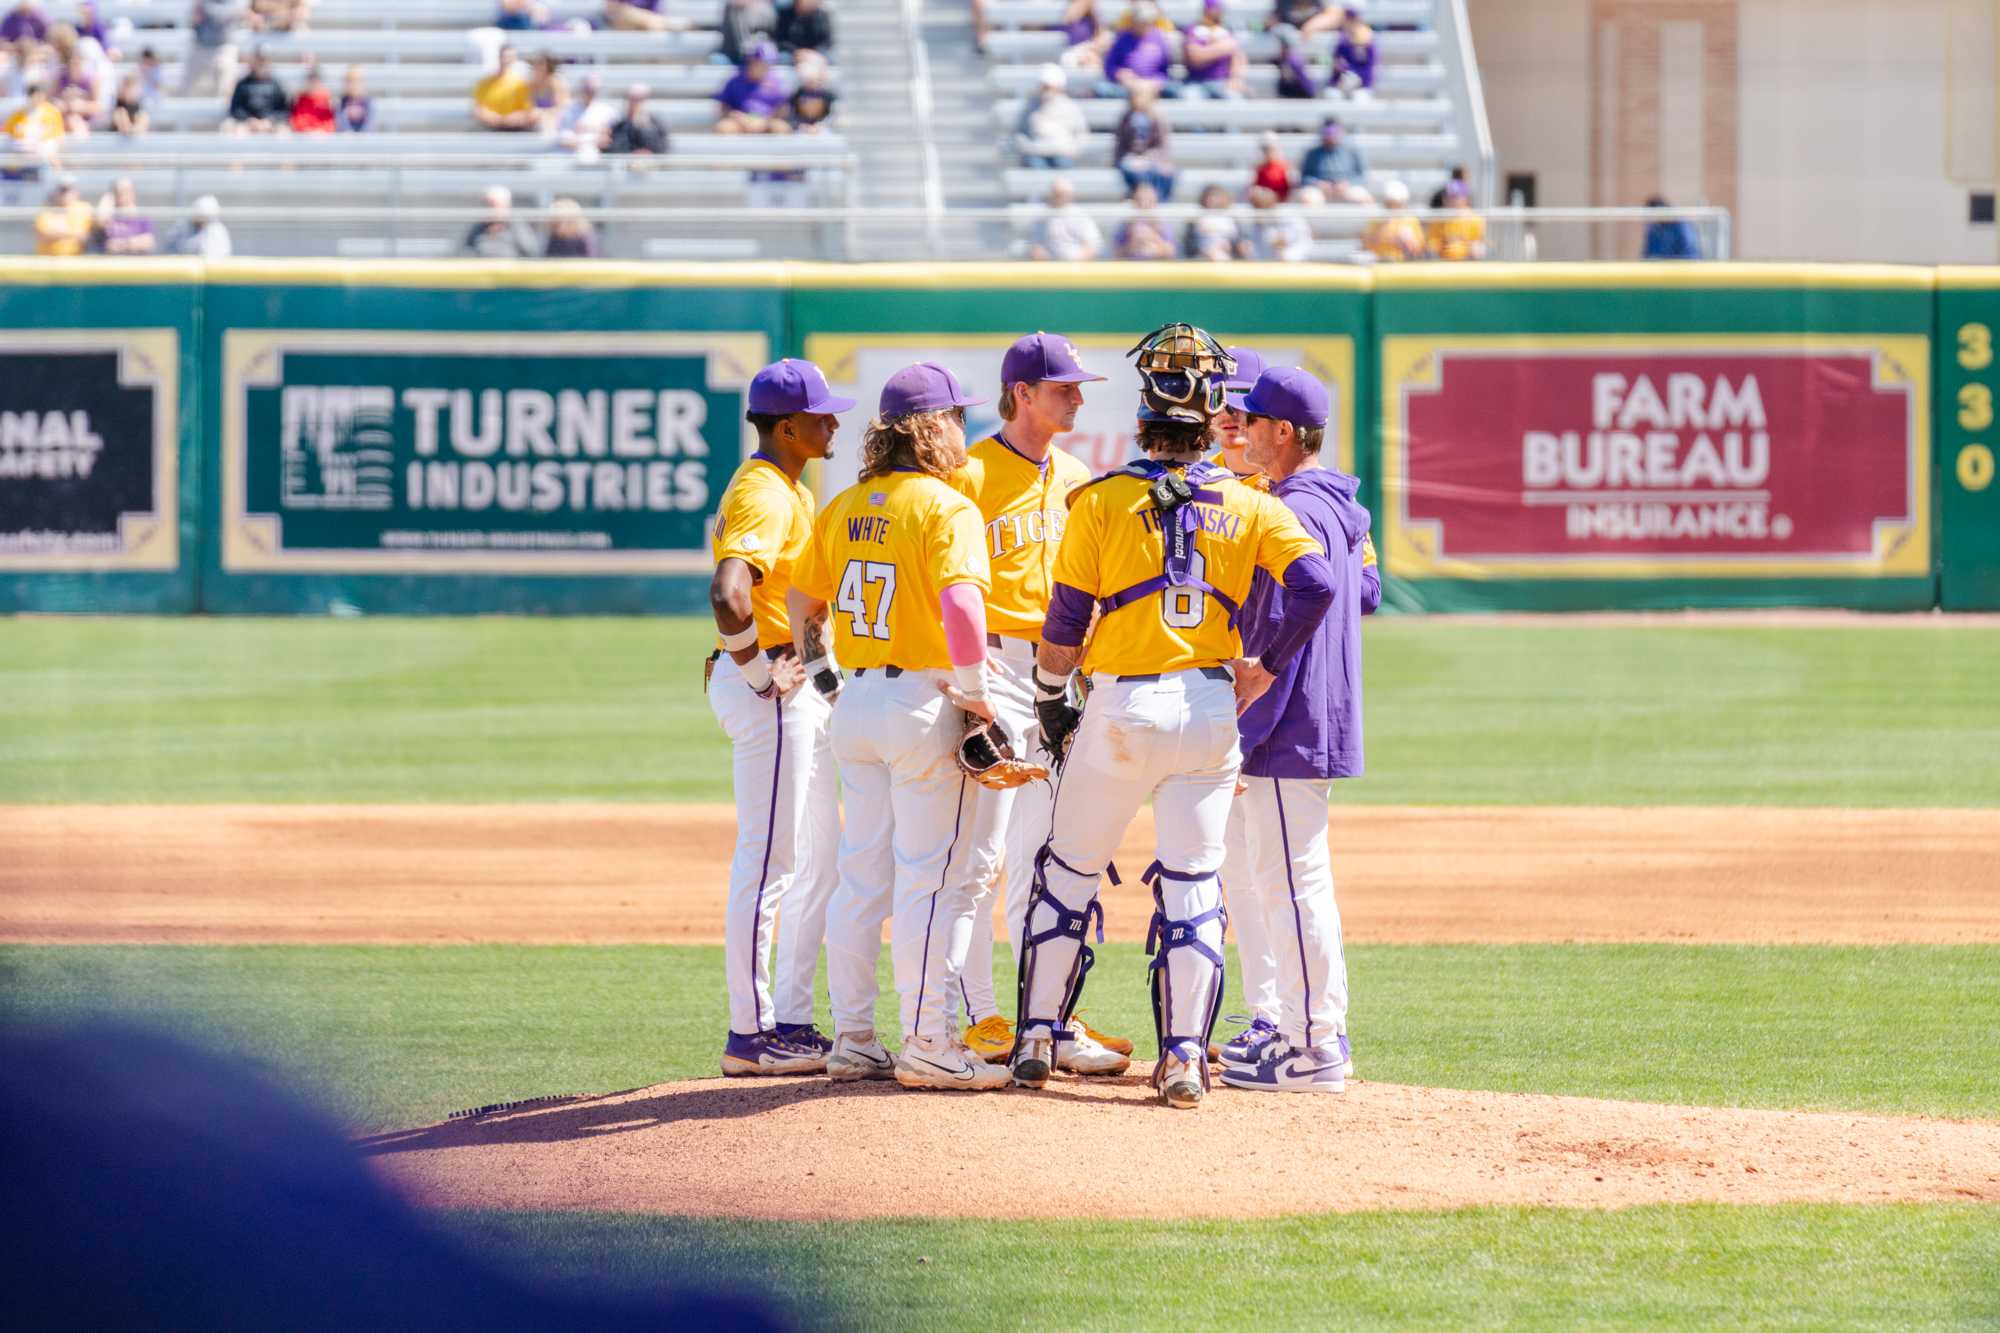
top-left (1137, 497), bottom-right (1245, 539)
top-left (846, 512), bottom-right (893, 544)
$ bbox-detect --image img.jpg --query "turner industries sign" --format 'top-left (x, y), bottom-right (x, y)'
top-left (1380, 338), bottom-right (1931, 579)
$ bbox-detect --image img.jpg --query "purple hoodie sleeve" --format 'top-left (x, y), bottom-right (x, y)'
top-left (1361, 561), bottom-right (1381, 615)
top-left (1043, 580), bottom-right (1094, 648)
top-left (1254, 552), bottom-right (1333, 672)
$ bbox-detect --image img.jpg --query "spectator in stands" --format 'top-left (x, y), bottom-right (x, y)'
top-left (1268, 0), bottom-right (1342, 37)
top-left (337, 64), bottom-right (372, 130)
top-left (718, 0), bottom-right (778, 67)
top-left (715, 41), bottom-right (789, 134)
top-left (1425, 179), bottom-right (1486, 260)
top-left (56, 50), bottom-right (104, 135)
top-left (95, 177), bottom-right (156, 253)
top-left (178, 0), bottom-right (239, 96)
top-left (497, 0), bottom-right (549, 30)
top-left (542, 196), bottom-right (597, 257)
top-left (34, 175), bottom-right (91, 253)
top-left (1429, 163), bottom-right (1466, 209)
top-left (1248, 183), bottom-right (1310, 261)
top-left (1361, 178), bottom-right (1423, 261)
top-left (1299, 116), bottom-right (1368, 202)
top-left (462, 185), bottom-right (536, 257)
top-left (609, 82), bottom-right (668, 154)
top-left (472, 44), bottom-right (537, 131)
top-left (138, 48), bottom-right (164, 104)
top-left (167, 193), bottom-right (232, 256)
top-left (1183, 183), bottom-right (1245, 260)
top-left (1333, 11), bottom-right (1375, 95)
top-left (1250, 130), bottom-right (1292, 200)
top-left (1273, 25), bottom-right (1320, 99)
top-left (289, 63), bottom-right (333, 132)
top-left (1643, 195), bottom-right (1702, 259)
top-left (526, 52), bottom-right (568, 132)
top-left (1053, 0), bottom-right (1101, 68)
top-left (73, 1), bottom-right (109, 53)
top-left (1, 1), bottom-right (48, 46)
top-left (1178, 0), bottom-right (1245, 100)
top-left (251, 0), bottom-right (311, 35)
top-left (1026, 176), bottom-right (1101, 261)
top-left (4, 81), bottom-right (63, 163)
top-left (787, 49), bottom-right (835, 132)
top-left (605, 0), bottom-right (680, 33)
top-left (111, 72), bottom-right (148, 133)
top-left (223, 50), bottom-right (287, 134)
top-left (1113, 180), bottom-right (1176, 261)
top-left (1114, 80), bottom-right (1174, 199)
top-left (553, 71), bottom-right (614, 156)
top-left (1097, 0), bottom-right (1175, 98)
top-left (1014, 64), bottom-right (1086, 168)
top-left (776, 0), bottom-right (832, 56)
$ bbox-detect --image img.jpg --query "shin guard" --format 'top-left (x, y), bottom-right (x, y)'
top-left (1143, 861), bottom-right (1228, 1091)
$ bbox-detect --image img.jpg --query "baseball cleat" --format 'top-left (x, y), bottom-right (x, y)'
top-left (1218, 1017), bottom-right (1281, 1067)
top-left (1219, 1041), bottom-right (1346, 1094)
top-left (1157, 1043), bottom-right (1205, 1109)
top-left (774, 1022), bottom-right (834, 1056)
top-left (720, 1029), bottom-right (826, 1077)
top-left (1056, 1023), bottom-right (1131, 1076)
top-left (962, 1014), bottom-right (1015, 1063)
top-left (826, 1030), bottom-right (895, 1081)
top-left (1074, 1013), bottom-right (1132, 1057)
top-left (1337, 1032), bottom-right (1355, 1080)
top-left (894, 1034), bottom-right (1011, 1091)
top-left (1010, 1031), bottom-right (1054, 1088)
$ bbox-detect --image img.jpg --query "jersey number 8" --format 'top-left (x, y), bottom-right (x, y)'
top-left (1161, 550), bottom-right (1207, 629)
top-left (837, 559), bottom-right (898, 640)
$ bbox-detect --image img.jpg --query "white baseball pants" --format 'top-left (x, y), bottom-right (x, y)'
top-left (822, 668), bottom-right (979, 1044)
top-left (956, 637), bottom-right (1048, 1024)
top-left (1022, 669), bottom-right (1240, 1054)
top-left (708, 654), bottom-right (839, 1036)
top-left (1222, 794), bottom-right (1281, 1026)
top-left (1236, 775), bottom-right (1349, 1051)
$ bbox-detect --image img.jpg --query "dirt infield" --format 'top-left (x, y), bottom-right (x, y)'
top-left (357, 1071), bottom-right (2000, 1219)
top-left (5, 803), bottom-right (1996, 945)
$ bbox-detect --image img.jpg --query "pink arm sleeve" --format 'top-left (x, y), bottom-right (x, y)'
top-left (938, 583), bottom-right (988, 667)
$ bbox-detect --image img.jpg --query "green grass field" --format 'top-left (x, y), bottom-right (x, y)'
top-left (7, 616), bottom-right (1999, 1326)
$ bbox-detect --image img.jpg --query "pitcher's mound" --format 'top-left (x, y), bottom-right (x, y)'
top-left (359, 1069), bottom-right (2000, 1220)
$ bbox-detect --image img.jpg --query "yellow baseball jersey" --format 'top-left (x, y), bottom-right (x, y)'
top-left (1204, 450), bottom-right (1270, 492)
top-left (947, 435), bottom-right (1092, 638)
top-left (793, 471), bottom-right (991, 671)
top-left (710, 456), bottom-right (815, 651)
top-left (1053, 473), bottom-right (1320, 677)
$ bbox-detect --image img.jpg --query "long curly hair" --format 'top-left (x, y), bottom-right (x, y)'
top-left (857, 409), bottom-right (968, 481)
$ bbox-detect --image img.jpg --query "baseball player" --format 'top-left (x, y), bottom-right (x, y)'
top-left (1217, 366), bottom-right (1381, 1094)
top-left (707, 359), bottom-right (854, 1077)
top-left (949, 332), bottom-right (1130, 1077)
top-left (1009, 324), bottom-right (1337, 1110)
top-left (787, 363), bottom-right (1013, 1091)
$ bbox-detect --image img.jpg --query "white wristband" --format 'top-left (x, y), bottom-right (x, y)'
top-left (952, 662), bottom-right (989, 701)
top-left (720, 623), bottom-right (758, 652)
top-left (738, 651), bottom-right (773, 693)
top-left (1034, 666), bottom-right (1071, 698)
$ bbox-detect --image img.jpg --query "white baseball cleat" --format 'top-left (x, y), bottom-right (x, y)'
top-left (1156, 1043), bottom-right (1205, 1109)
top-left (1011, 1031), bottom-right (1054, 1088)
top-left (826, 1030), bottom-right (895, 1081)
top-left (1219, 1041), bottom-right (1347, 1094)
top-left (1056, 1023), bottom-right (1131, 1076)
top-left (894, 1034), bottom-right (1011, 1090)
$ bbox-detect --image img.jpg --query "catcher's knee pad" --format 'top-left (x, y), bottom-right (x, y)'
top-left (1143, 860), bottom-right (1228, 1090)
top-left (1011, 843), bottom-right (1105, 1056)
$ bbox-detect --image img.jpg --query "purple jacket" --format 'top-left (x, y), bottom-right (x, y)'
top-left (1237, 466), bottom-right (1379, 780)
top-left (1102, 26), bottom-right (1173, 84)
top-left (718, 70), bottom-right (787, 117)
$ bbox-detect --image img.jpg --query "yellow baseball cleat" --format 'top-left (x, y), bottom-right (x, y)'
top-left (962, 1014), bottom-right (1015, 1062)
top-left (1075, 1014), bottom-right (1133, 1057)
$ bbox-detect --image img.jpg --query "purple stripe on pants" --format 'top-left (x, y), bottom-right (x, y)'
top-left (914, 775), bottom-right (970, 1038)
top-left (1272, 777), bottom-right (1314, 1052)
top-left (746, 693), bottom-right (784, 1032)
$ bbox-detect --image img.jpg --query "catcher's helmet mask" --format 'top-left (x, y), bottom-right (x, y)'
top-left (1129, 323), bottom-right (1237, 425)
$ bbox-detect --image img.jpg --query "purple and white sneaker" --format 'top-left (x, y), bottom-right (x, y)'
top-left (1219, 1017), bottom-right (1281, 1066)
top-left (1337, 1032), bottom-right (1354, 1080)
top-left (720, 1029), bottom-right (826, 1077)
top-left (774, 1022), bottom-right (834, 1056)
top-left (1219, 1041), bottom-right (1346, 1094)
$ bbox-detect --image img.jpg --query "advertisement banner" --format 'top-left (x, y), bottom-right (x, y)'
top-left (219, 330), bottom-right (768, 575)
top-left (1380, 336), bottom-right (1931, 580)
top-left (803, 331), bottom-right (1356, 497)
top-left (0, 331), bottom-right (179, 572)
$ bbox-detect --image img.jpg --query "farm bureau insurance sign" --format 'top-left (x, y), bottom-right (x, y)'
top-left (1381, 337), bottom-right (1931, 579)
top-left (0, 332), bottom-right (179, 571)
top-left (221, 331), bottom-right (766, 574)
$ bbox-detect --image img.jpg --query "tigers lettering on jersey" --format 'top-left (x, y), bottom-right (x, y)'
top-left (794, 470), bottom-right (991, 671)
top-left (710, 456), bottom-right (815, 650)
top-left (948, 435), bottom-right (1091, 637)
top-left (1052, 472), bottom-right (1320, 678)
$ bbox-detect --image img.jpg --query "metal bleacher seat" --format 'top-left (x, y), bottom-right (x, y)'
top-left (147, 61), bottom-right (810, 96)
top-left (1004, 165), bottom-right (1446, 202)
top-left (991, 94), bottom-right (1451, 134)
top-left (60, 0), bottom-right (727, 29)
top-left (988, 58), bottom-right (1443, 98)
top-left (83, 27), bottom-right (725, 63)
top-left (983, 27), bottom-right (1440, 68)
top-left (979, 0), bottom-right (1433, 31)
top-left (143, 94), bottom-right (787, 130)
top-left (1066, 129), bottom-right (1457, 168)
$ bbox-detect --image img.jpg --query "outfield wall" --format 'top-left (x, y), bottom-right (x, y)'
top-left (2, 259), bottom-right (1994, 614)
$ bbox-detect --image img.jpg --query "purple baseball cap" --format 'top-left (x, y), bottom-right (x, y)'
top-left (1229, 366), bottom-right (1330, 428)
top-left (879, 362), bottom-right (987, 417)
top-left (1222, 345), bottom-right (1267, 391)
top-left (1001, 332), bottom-right (1108, 388)
top-left (747, 359), bottom-right (856, 415)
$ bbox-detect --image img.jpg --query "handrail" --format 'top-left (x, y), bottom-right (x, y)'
top-left (1437, 0), bottom-right (1496, 208)
top-left (903, 0), bottom-right (947, 250)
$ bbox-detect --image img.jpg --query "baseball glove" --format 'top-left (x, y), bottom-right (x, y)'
top-left (957, 716), bottom-right (1049, 790)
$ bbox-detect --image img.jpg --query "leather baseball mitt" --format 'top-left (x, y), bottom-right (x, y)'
top-left (957, 716), bottom-right (1049, 790)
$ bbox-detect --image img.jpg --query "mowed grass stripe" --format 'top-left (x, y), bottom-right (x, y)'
top-left (3, 617), bottom-right (1997, 805)
top-left (5, 942), bottom-right (1996, 1130)
top-left (442, 1205), bottom-right (2000, 1330)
